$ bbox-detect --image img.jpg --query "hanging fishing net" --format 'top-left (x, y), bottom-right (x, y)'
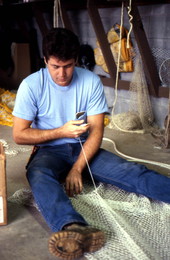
top-left (107, 45), bottom-right (170, 136)
top-left (108, 51), bottom-right (156, 134)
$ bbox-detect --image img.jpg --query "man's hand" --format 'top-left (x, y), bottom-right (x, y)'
top-left (61, 120), bottom-right (90, 139)
top-left (65, 168), bottom-right (83, 197)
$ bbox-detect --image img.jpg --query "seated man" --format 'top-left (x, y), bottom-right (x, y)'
top-left (12, 27), bottom-right (170, 260)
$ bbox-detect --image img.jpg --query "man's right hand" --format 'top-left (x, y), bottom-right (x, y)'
top-left (61, 120), bottom-right (90, 139)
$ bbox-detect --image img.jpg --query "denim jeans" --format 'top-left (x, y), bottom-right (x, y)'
top-left (26, 143), bottom-right (170, 232)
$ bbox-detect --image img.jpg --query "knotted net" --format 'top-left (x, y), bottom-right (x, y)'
top-left (7, 132), bottom-right (170, 260)
top-left (71, 182), bottom-right (170, 260)
top-left (8, 180), bottom-right (170, 260)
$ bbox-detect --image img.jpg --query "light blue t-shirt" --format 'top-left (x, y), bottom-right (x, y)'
top-left (13, 67), bottom-right (108, 145)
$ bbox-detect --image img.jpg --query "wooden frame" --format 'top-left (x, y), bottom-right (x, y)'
top-left (0, 0), bottom-right (169, 98)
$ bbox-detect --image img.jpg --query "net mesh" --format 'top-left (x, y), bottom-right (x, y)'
top-left (6, 137), bottom-right (170, 260)
top-left (8, 182), bottom-right (170, 260)
top-left (108, 48), bottom-right (157, 134)
top-left (71, 183), bottom-right (170, 260)
top-left (0, 139), bottom-right (31, 157)
top-left (152, 47), bottom-right (170, 86)
top-left (128, 56), bottom-right (154, 130)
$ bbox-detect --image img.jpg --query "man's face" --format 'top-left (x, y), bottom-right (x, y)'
top-left (45, 56), bottom-right (76, 86)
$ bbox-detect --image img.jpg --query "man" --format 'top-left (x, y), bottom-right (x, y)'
top-left (13, 28), bottom-right (170, 260)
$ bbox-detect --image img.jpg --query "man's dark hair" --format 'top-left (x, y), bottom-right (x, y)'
top-left (43, 28), bottom-right (80, 62)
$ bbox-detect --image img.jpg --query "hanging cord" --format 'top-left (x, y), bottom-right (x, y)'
top-left (53, 0), bottom-right (57, 27)
top-left (53, 0), bottom-right (59, 28)
top-left (126, 0), bottom-right (133, 49)
top-left (53, 0), bottom-right (64, 28)
top-left (78, 137), bottom-right (97, 190)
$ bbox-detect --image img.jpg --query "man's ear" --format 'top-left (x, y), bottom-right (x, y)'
top-left (44, 57), bottom-right (47, 65)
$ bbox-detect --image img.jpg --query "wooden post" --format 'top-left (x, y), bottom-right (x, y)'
top-left (87, 0), bottom-right (117, 86)
top-left (0, 143), bottom-right (7, 226)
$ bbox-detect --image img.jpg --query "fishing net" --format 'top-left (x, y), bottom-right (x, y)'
top-left (8, 178), bottom-right (170, 260)
top-left (93, 20), bottom-right (157, 134)
top-left (108, 48), bottom-right (157, 134)
top-left (72, 182), bottom-right (170, 260)
top-left (108, 45), bottom-right (170, 136)
top-left (6, 135), bottom-right (170, 260)
top-left (0, 139), bottom-right (31, 157)
top-left (7, 124), bottom-right (170, 259)
top-left (156, 52), bottom-right (170, 148)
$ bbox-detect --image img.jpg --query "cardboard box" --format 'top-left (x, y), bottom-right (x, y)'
top-left (0, 142), bottom-right (7, 225)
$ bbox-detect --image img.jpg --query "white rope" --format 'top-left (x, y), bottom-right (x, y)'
top-left (53, 0), bottom-right (58, 28)
top-left (58, 0), bottom-right (65, 28)
top-left (126, 0), bottom-right (133, 49)
top-left (103, 137), bottom-right (170, 170)
top-left (53, 0), bottom-right (64, 28)
top-left (78, 138), bottom-right (97, 190)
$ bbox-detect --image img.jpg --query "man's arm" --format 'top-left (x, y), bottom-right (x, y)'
top-left (65, 113), bottom-right (104, 196)
top-left (73, 113), bottom-right (104, 170)
top-left (13, 116), bottom-right (89, 145)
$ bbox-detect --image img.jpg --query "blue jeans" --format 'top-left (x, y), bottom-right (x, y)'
top-left (26, 143), bottom-right (170, 232)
